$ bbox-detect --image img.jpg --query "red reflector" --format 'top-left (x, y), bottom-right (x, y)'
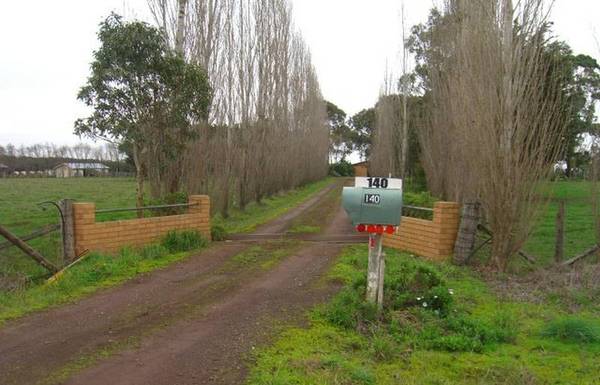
top-left (356, 224), bottom-right (366, 233)
top-left (376, 225), bottom-right (384, 234)
top-left (385, 225), bottom-right (395, 234)
top-left (367, 225), bottom-right (376, 233)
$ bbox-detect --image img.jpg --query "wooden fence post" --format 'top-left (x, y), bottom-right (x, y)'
top-left (453, 201), bottom-right (480, 265)
top-left (554, 200), bottom-right (565, 264)
top-left (60, 199), bottom-right (76, 264)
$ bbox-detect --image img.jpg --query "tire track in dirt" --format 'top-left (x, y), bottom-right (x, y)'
top-left (0, 179), bottom-right (352, 385)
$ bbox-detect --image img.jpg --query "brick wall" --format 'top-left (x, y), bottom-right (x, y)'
top-left (383, 201), bottom-right (460, 261)
top-left (73, 195), bottom-right (211, 255)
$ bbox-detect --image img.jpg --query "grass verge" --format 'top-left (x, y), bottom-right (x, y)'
top-left (246, 246), bottom-right (600, 385)
top-left (0, 231), bottom-right (207, 323)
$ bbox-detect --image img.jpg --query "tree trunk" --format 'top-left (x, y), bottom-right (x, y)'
top-left (175, 0), bottom-right (188, 56)
top-left (400, 2), bottom-right (409, 178)
top-left (565, 155), bottom-right (572, 178)
top-left (133, 144), bottom-right (145, 218)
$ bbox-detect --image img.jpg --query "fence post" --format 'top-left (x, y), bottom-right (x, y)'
top-left (453, 201), bottom-right (480, 265)
top-left (60, 199), bottom-right (76, 264)
top-left (554, 199), bottom-right (565, 264)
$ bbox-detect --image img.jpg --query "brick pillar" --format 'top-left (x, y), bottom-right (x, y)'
top-left (188, 195), bottom-right (209, 214)
top-left (188, 195), bottom-right (211, 240)
top-left (72, 202), bottom-right (96, 255)
top-left (432, 201), bottom-right (460, 259)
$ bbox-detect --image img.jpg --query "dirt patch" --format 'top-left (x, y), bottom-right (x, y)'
top-left (0, 178), bottom-right (356, 385)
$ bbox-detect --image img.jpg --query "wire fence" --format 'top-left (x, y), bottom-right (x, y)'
top-left (402, 205), bottom-right (434, 220)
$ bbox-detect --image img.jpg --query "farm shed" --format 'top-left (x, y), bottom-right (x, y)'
top-left (53, 162), bottom-right (109, 178)
top-left (352, 161), bottom-right (369, 177)
top-left (0, 163), bottom-right (10, 177)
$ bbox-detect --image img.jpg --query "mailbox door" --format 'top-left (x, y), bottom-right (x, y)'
top-left (342, 187), bottom-right (363, 226)
top-left (359, 188), bottom-right (402, 226)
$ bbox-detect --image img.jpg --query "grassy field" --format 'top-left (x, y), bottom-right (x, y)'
top-left (524, 181), bottom-right (598, 264)
top-left (0, 176), bottom-right (334, 322)
top-left (247, 246), bottom-right (600, 385)
top-left (0, 178), bottom-right (141, 284)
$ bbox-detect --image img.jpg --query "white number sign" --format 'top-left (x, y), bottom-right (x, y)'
top-left (355, 177), bottom-right (402, 190)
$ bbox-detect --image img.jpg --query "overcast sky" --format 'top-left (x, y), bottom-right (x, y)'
top-left (0, 0), bottom-right (598, 147)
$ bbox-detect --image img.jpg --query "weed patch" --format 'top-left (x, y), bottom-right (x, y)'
top-left (210, 224), bottom-right (227, 241)
top-left (161, 230), bottom-right (207, 253)
top-left (541, 317), bottom-right (600, 344)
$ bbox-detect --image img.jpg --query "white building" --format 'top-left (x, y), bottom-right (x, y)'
top-left (53, 162), bottom-right (110, 178)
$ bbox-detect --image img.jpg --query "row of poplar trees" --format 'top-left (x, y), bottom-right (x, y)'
top-left (147, 0), bottom-right (329, 216)
top-left (77, 1), bottom-right (328, 218)
top-left (370, 0), bottom-right (577, 270)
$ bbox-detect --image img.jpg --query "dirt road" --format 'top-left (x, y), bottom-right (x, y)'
top-left (0, 179), bottom-right (360, 385)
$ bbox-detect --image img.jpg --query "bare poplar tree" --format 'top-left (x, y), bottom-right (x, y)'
top-left (419, 0), bottom-right (566, 270)
top-left (147, 0), bottom-right (329, 214)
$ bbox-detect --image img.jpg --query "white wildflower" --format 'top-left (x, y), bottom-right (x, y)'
top-left (422, 302), bottom-right (428, 307)
top-left (448, 289), bottom-right (454, 295)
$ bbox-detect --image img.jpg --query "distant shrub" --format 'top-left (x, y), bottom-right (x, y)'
top-left (145, 191), bottom-right (188, 216)
top-left (403, 191), bottom-right (437, 208)
top-left (211, 224), bottom-right (227, 241)
top-left (161, 230), bottom-right (207, 253)
top-left (541, 317), bottom-right (600, 344)
top-left (329, 160), bottom-right (354, 177)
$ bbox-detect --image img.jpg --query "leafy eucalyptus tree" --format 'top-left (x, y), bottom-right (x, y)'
top-left (75, 13), bottom-right (211, 212)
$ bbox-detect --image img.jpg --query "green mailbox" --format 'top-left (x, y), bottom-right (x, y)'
top-left (342, 177), bottom-right (403, 227)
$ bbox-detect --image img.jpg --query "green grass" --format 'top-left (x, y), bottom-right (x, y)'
top-left (524, 181), bottom-right (598, 264)
top-left (212, 178), bottom-right (334, 234)
top-left (223, 240), bottom-right (303, 271)
top-left (246, 246), bottom-right (600, 385)
top-left (0, 178), bottom-right (140, 283)
top-left (0, 177), bottom-right (332, 323)
top-left (541, 316), bottom-right (600, 344)
top-left (287, 225), bottom-right (321, 234)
